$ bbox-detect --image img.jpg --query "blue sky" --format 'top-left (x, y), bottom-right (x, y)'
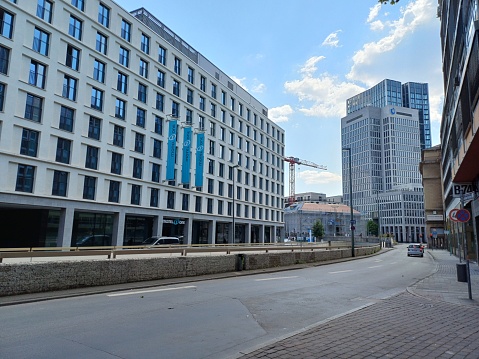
top-left (117, 0), bottom-right (442, 197)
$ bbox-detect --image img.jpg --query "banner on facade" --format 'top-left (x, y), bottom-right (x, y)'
top-left (181, 127), bottom-right (192, 184)
top-left (166, 120), bottom-right (177, 181)
top-left (195, 132), bottom-right (205, 188)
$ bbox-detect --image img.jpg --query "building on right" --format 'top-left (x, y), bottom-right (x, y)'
top-left (341, 79), bottom-right (427, 243)
top-left (437, 1), bottom-right (479, 261)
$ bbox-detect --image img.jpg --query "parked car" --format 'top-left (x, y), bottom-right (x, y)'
top-left (407, 243), bottom-right (424, 257)
top-left (76, 235), bottom-right (111, 247)
top-left (142, 236), bottom-right (180, 246)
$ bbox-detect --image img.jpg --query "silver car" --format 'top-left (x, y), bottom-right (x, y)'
top-left (407, 244), bottom-right (424, 257)
top-left (142, 236), bottom-right (180, 246)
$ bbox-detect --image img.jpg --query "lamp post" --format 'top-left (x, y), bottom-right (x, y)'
top-left (342, 147), bottom-right (355, 257)
top-left (232, 165), bottom-right (239, 245)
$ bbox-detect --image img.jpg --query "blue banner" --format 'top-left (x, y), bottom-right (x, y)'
top-left (166, 120), bottom-right (177, 181)
top-left (181, 127), bottom-right (192, 184)
top-left (195, 133), bottom-right (205, 187)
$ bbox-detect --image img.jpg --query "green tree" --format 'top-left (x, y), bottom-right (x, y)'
top-left (367, 220), bottom-right (379, 236)
top-left (312, 220), bottom-right (325, 240)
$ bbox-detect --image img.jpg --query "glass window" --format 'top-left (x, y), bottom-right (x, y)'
top-left (37, 0), bottom-right (53, 23)
top-left (150, 188), bottom-right (159, 207)
top-left (199, 96), bottom-right (205, 111)
top-left (153, 139), bottom-right (161, 158)
top-left (138, 83), bottom-right (147, 103)
top-left (134, 132), bottom-right (144, 153)
top-left (139, 58), bottom-right (148, 78)
top-left (88, 116), bottom-right (101, 140)
top-left (15, 164), bottom-right (35, 193)
top-left (154, 116), bottom-right (163, 134)
top-left (113, 125), bottom-right (124, 147)
top-left (0, 8), bottom-right (14, 38)
top-left (131, 185), bottom-right (141, 205)
top-left (90, 87), bottom-right (103, 111)
top-left (93, 59), bottom-right (105, 83)
top-left (62, 75), bottom-right (77, 101)
top-left (182, 194), bottom-right (189, 211)
top-left (141, 33), bottom-right (150, 54)
top-left (121, 19), bottom-right (131, 41)
top-left (117, 72), bottom-right (128, 93)
top-left (155, 93), bottom-right (164, 112)
top-left (133, 158), bottom-right (143, 179)
top-left (83, 176), bottom-right (96, 200)
top-left (119, 46), bottom-right (129, 67)
top-left (85, 146), bottom-right (99, 169)
top-left (167, 191), bottom-right (175, 209)
top-left (211, 84), bottom-right (217, 99)
top-left (136, 108), bottom-right (146, 127)
top-left (188, 67), bottom-right (194, 84)
top-left (200, 76), bottom-right (206, 91)
top-left (158, 46), bottom-right (166, 65)
top-left (51, 172), bottom-right (68, 197)
top-left (173, 80), bottom-right (180, 97)
top-left (115, 98), bottom-right (126, 119)
top-left (108, 181), bottom-right (120, 203)
top-left (66, 45), bottom-right (80, 71)
top-left (95, 32), bottom-right (107, 54)
top-left (151, 163), bottom-right (160, 182)
top-left (71, 0), bottom-right (84, 11)
top-left (187, 88), bottom-right (193, 104)
top-left (29, 60), bottom-right (46, 89)
top-left (98, 3), bottom-right (110, 28)
top-left (174, 57), bottom-right (181, 75)
top-left (25, 93), bottom-right (43, 122)
top-left (68, 15), bottom-right (82, 40)
top-left (59, 106), bottom-right (74, 132)
top-left (0, 45), bottom-right (10, 75)
top-left (157, 70), bottom-right (165, 88)
top-left (111, 152), bottom-right (122, 174)
top-left (55, 138), bottom-right (71, 164)
top-left (195, 196), bottom-right (202, 212)
top-left (33, 28), bottom-right (50, 56)
top-left (20, 128), bottom-right (39, 157)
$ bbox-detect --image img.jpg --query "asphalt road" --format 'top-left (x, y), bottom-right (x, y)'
top-left (0, 244), bottom-right (434, 359)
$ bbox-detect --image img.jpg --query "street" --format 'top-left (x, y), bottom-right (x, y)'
top-left (0, 245), bottom-right (435, 358)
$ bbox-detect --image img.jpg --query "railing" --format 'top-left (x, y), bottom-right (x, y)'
top-left (0, 242), bottom-right (367, 263)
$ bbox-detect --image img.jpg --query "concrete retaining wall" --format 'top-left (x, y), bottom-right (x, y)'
top-left (0, 246), bottom-right (380, 296)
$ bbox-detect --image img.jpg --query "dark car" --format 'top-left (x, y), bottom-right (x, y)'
top-left (76, 235), bottom-right (111, 247)
top-left (142, 236), bottom-right (180, 246)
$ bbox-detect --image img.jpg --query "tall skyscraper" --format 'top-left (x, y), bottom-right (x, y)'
top-left (341, 80), bottom-right (425, 243)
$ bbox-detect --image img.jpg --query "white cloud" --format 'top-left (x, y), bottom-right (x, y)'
top-left (369, 20), bottom-right (385, 31)
top-left (269, 105), bottom-right (294, 123)
top-left (367, 3), bottom-right (382, 23)
top-left (251, 79), bottom-right (267, 93)
top-left (297, 170), bottom-right (341, 185)
top-left (300, 56), bottom-right (325, 76)
top-left (231, 76), bottom-right (248, 90)
top-left (322, 31), bottom-right (341, 47)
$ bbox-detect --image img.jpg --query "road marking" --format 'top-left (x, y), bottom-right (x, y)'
top-left (329, 270), bottom-right (353, 274)
top-left (368, 265), bottom-right (383, 269)
top-left (107, 285), bottom-right (196, 297)
top-left (255, 276), bottom-right (298, 281)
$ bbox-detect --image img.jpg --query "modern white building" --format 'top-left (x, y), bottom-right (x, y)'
top-left (0, 0), bottom-right (285, 247)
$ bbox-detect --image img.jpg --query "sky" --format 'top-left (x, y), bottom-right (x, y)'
top-left (117, 0), bottom-right (443, 197)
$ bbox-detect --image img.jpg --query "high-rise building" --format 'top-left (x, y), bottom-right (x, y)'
top-left (0, 1), bottom-right (285, 247)
top-left (341, 83), bottom-right (425, 242)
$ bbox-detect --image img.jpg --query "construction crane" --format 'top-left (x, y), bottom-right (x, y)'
top-left (284, 157), bottom-right (327, 205)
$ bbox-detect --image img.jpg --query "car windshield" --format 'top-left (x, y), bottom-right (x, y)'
top-left (142, 237), bottom-right (158, 245)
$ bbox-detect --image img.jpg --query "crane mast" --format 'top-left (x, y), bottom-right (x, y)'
top-left (283, 157), bottom-right (327, 205)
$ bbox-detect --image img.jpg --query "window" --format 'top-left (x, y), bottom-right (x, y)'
top-left (108, 181), bottom-right (120, 202)
top-left (158, 46), bottom-right (166, 65)
top-left (117, 72), bottom-right (128, 93)
top-left (59, 106), bottom-right (74, 132)
top-left (157, 70), bottom-right (165, 87)
top-left (186, 109), bottom-right (193, 124)
top-left (115, 98), bottom-right (126, 119)
top-left (167, 191), bottom-right (175, 209)
top-left (85, 146), bottom-right (99, 169)
top-left (25, 94), bottom-right (43, 122)
top-left (37, 0), bottom-right (53, 23)
top-left (131, 185), bottom-right (141, 205)
top-left (187, 88), bottom-right (193, 104)
top-left (151, 163), bottom-right (160, 183)
top-left (138, 83), bottom-right (147, 103)
top-left (153, 139), bottom-right (162, 158)
top-left (217, 200), bottom-right (223, 215)
top-left (0, 45), bottom-right (10, 75)
top-left (66, 45), bottom-right (80, 71)
top-left (136, 108), bottom-right (146, 127)
top-left (218, 181), bottom-right (224, 195)
top-left (195, 196), bottom-right (202, 212)
top-left (134, 132), bottom-right (144, 153)
top-left (52, 171), bottom-right (68, 196)
top-left (200, 76), bottom-right (206, 91)
top-left (33, 28), bottom-right (50, 56)
top-left (71, 0), bottom-right (84, 11)
top-left (113, 125), bottom-right (124, 147)
top-left (29, 61), bottom-right (46, 89)
top-left (16, 164), bottom-right (35, 193)
top-left (139, 59), bottom-right (148, 78)
top-left (121, 19), bottom-right (131, 41)
top-left (96, 32), bottom-right (107, 54)
top-left (133, 158), bottom-right (143, 179)
top-left (211, 84), bottom-right (217, 99)
top-left (154, 116), bottom-right (163, 134)
top-left (55, 138), bottom-right (71, 164)
top-left (207, 178), bottom-right (214, 194)
top-left (174, 57), bottom-right (181, 75)
top-left (207, 198), bottom-right (213, 214)
top-left (172, 101), bottom-right (180, 117)
top-left (62, 75), bottom-right (77, 101)
top-left (90, 87), bottom-right (103, 111)
top-left (69, 15), bottom-right (82, 40)
top-left (83, 176), bottom-right (96, 200)
top-left (155, 93), bottom-right (164, 112)
top-left (93, 59), bottom-right (105, 83)
top-left (230, 97), bottom-right (235, 111)
top-left (98, 3), bottom-right (110, 28)
top-left (173, 80), bottom-right (180, 97)
top-left (88, 116), bottom-right (101, 140)
top-left (208, 159), bottom-right (215, 174)
top-left (182, 194), bottom-right (189, 211)
top-left (221, 91), bottom-right (226, 105)
top-left (119, 46), bottom-right (129, 67)
top-left (141, 33), bottom-right (150, 54)
top-left (150, 188), bottom-right (159, 207)
top-left (199, 96), bottom-right (205, 111)
top-left (188, 67), bottom-right (194, 84)
top-left (20, 128), bottom-right (39, 157)
top-left (0, 8), bottom-right (14, 38)
top-left (111, 152), bottom-right (122, 174)
top-left (209, 140), bottom-right (215, 155)
top-left (210, 103), bottom-right (216, 117)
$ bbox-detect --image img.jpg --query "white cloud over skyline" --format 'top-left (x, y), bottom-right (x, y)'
top-left (322, 31), bottom-right (342, 47)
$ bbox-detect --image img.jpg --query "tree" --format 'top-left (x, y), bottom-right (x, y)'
top-left (367, 220), bottom-right (379, 237)
top-left (378, 0), bottom-right (399, 4)
top-left (312, 220), bottom-right (325, 240)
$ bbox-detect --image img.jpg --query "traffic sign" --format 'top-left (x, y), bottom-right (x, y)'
top-left (449, 209), bottom-right (459, 222)
top-left (452, 183), bottom-right (476, 198)
top-left (456, 209), bottom-right (471, 223)
top-left (350, 220), bottom-right (356, 224)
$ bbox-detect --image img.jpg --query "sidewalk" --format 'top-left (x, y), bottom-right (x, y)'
top-left (235, 249), bottom-right (479, 359)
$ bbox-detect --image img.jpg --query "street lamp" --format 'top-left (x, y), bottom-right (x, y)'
top-left (342, 147), bottom-right (355, 257)
top-left (232, 164), bottom-right (239, 245)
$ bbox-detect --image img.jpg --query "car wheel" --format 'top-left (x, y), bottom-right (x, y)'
top-left (421, 254), bottom-right (424, 257)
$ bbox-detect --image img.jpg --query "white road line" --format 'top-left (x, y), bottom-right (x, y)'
top-left (107, 285), bottom-right (196, 297)
top-left (255, 276), bottom-right (299, 281)
top-left (368, 265), bottom-right (383, 269)
top-left (329, 270), bottom-right (353, 274)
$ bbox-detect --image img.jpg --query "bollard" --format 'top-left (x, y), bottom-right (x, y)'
top-left (236, 254), bottom-right (245, 271)
top-left (456, 263), bottom-right (467, 282)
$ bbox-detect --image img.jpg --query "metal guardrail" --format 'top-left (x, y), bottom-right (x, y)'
top-left (0, 242), bottom-right (365, 263)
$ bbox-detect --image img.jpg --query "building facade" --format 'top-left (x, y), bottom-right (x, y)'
top-left (341, 100), bottom-right (425, 242)
top-left (0, 0), bottom-right (285, 247)
top-left (438, 0), bottom-right (479, 260)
